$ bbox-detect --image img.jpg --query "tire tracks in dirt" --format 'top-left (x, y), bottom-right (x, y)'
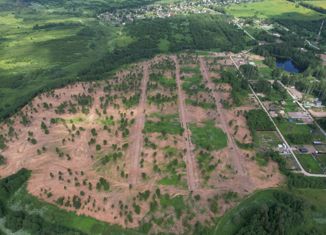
top-left (128, 62), bottom-right (149, 186)
top-left (172, 55), bottom-right (200, 191)
top-left (199, 57), bottom-right (247, 177)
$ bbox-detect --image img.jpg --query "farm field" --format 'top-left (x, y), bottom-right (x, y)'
top-left (226, 0), bottom-right (325, 20)
top-left (0, 52), bottom-right (283, 234)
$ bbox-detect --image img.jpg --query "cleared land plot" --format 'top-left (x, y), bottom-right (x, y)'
top-left (0, 53), bottom-right (284, 234)
top-left (254, 131), bottom-right (282, 150)
top-left (226, 0), bottom-right (325, 20)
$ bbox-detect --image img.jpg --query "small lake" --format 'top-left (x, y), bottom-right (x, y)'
top-left (276, 59), bottom-right (300, 73)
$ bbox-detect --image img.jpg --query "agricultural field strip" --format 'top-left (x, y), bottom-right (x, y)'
top-left (229, 55), bottom-right (326, 177)
top-left (173, 55), bottom-right (200, 191)
top-left (199, 57), bottom-right (247, 177)
top-left (128, 62), bottom-right (149, 186)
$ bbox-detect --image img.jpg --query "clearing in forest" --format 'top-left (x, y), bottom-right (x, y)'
top-left (0, 53), bottom-right (283, 234)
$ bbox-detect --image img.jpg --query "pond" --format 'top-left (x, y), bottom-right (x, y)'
top-left (276, 59), bottom-right (300, 73)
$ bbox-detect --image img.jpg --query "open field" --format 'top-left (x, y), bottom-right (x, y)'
top-left (0, 53), bottom-right (283, 234)
top-left (226, 0), bottom-right (325, 20)
top-left (303, 1), bottom-right (326, 9)
top-left (0, 2), bottom-right (120, 122)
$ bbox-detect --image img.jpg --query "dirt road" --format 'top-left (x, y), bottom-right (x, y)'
top-left (128, 62), bottom-right (149, 186)
top-left (173, 55), bottom-right (199, 191)
top-left (199, 57), bottom-right (247, 177)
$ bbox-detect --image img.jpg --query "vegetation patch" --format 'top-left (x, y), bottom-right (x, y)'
top-left (144, 113), bottom-right (183, 135)
top-left (182, 75), bottom-right (206, 95)
top-left (159, 194), bottom-right (185, 219)
top-left (297, 154), bottom-right (323, 174)
top-left (190, 121), bottom-right (227, 151)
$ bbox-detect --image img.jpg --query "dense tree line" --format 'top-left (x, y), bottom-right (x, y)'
top-left (233, 191), bottom-right (318, 235)
top-left (220, 68), bottom-right (249, 106)
top-left (79, 15), bottom-right (247, 81)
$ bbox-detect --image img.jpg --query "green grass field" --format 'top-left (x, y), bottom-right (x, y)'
top-left (190, 121), bottom-right (227, 151)
top-left (297, 154), bottom-right (323, 174)
top-left (0, 3), bottom-right (121, 120)
top-left (316, 154), bottom-right (326, 171)
top-left (304, 0), bottom-right (326, 9)
top-left (226, 0), bottom-right (324, 20)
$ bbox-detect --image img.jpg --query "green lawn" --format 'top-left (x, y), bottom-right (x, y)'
top-left (297, 154), bottom-right (323, 174)
top-left (226, 0), bottom-right (324, 20)
top-left (190, 121), bottom-right (227, 151)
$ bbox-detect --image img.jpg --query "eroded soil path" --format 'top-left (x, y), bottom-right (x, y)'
top-left (173, 55), bottom-right (200, 191)
top-left (128, 62), bottom-right (149, 186)
top-left (199, 57), bottom-right (247, 177)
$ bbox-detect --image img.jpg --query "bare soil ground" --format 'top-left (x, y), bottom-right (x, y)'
top-left (173, 55), bottom-right (200, 191)
top-left (0, 53), bottom-right (283, 234)
top-left (127, 62), bottom-right (149, 186)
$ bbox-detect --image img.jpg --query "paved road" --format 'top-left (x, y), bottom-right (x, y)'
top-left (230, 55), bottom-right (326, 177)
top-left (173, 55), bottom-right (200, 191)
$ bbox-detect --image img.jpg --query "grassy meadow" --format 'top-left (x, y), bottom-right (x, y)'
top-left (304, 0), bottom-right (326, 9)
top-left (0, 3), bottom-right (122, 120)
top-left (226, 0), bottom-right (325, 20)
